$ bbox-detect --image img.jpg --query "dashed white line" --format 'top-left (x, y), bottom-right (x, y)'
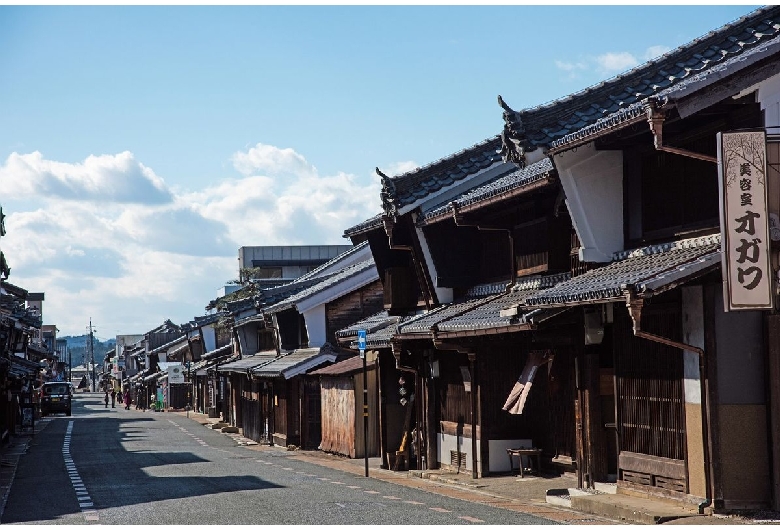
top-left (429, 507), bottom-right (451, 513)
top-left (64, 421), bottom-right (98, 523)
top-left (459, 516), bottom-right (485, 523)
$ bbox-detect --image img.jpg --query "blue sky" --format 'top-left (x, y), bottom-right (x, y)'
top-left (0, 5), bottom-right (760, 338)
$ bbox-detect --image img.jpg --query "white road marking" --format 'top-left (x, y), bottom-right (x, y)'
top-left (64, 421), bottom-right (99, 523)
top-left (459, 516), bottom-right (485, 523)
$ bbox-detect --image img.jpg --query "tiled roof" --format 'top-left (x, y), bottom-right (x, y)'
top-left (309, 355), bottom-right (372, 377)
top-left (147, 335), bottom-right (188, 356)
top-left (421, 157), bottom-right (556, 223)
top-left (410, 274), bottom-right (570, 335)
top-left (202, 343), bottom-right (233, 360)
top-left (500, 6), bottom-right (780, 157)
top-left (295, 241), bottom-right (367, 282)
top-left (216, 351), bottom-right (278, 373)
top-left (343, 213), bottom-right (383, 238)
top-left (435, 288), bottom-right (539, 334)
top-left (397, 298), bottom-right (496, 335)
top-left (524, 235), bottom-right (721, 307)
top-left (251, 347), bottom-right (337, 379)
top-left (335, 310), bottom-right (400, 338)
top-left (262, 259), bottom-right (377, 315)
top-left (380, 136), bottom-right (503, 217)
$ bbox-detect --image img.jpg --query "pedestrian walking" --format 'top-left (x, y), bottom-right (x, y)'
top-left (110, 389), bottom-right (116, 408)
top-left (104, 391), bottom-right (109, 408)
top-left (117, 390), bottom-right (123, 405)
top-left (124, 390), bottom-right (131, 410)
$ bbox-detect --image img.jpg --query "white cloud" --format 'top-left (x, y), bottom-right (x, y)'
top-left (0, 151), bottom-right (172, 204)
top-left (555, 60), bottom-right (588, 73)
top-left (595, 52), bottom-right (639, 74)
top-left (644, 45), bottom-right (671, 61)
top-left (231, 143), bottom-right (316, 178)
top-left (0, 144), bottom-right (384, 336)
top-left (380, 161), bottom-right (419, 177)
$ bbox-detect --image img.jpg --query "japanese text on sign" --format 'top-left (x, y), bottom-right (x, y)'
top-left (718, 130), bottom-right (773, 311)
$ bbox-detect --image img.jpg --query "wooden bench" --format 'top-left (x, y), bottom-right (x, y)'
top-left (507, 448), bottom-right (543, 478)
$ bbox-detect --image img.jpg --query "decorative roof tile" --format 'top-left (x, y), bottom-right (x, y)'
top-left (523, 235), bottom-right (721, 307)
top-left (500, 6), bottom-right (780, 158)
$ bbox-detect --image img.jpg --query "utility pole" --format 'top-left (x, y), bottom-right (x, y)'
top-left (89, 319), bottom-right (96, 392)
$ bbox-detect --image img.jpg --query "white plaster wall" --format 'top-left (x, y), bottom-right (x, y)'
top-left (682, 286), bottom-right (705, 404)
top-left (303, 305), bottom-right (327, 348)
top-left (756, 73), bottom-right (780, 128)
top-left (202, 325), bottom-right (216, 352)
top-left (438, 432), bottom-right (479, 472)
top-left (554, 144), bottom-right (624, 263)
top-left (437, 433), bottom-right (533, 473)
top-left (488, 438), bottom-right (534, 473)
top-left (413, 213), bottom-right (453, 304)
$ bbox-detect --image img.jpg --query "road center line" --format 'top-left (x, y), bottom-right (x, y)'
top-left (63, 421), bottom-right (99, 523)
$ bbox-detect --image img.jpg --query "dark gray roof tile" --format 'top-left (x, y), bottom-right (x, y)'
top-left (380, 136), bottom-right (503, 217)
top-left (524, 235), bottom-right (721, 307)
top-left (421, 157), bottom-right (556, 223)
top-left (500, 6), bottom-right (780, 155)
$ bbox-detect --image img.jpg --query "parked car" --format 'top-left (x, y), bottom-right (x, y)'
top-left (40, 382), bottom-right (72, 416)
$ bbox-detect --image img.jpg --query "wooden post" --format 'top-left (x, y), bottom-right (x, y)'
top-left (767, 314), bottom-right (780, 510)
top-left (469, 352), bottom-right (478, 479)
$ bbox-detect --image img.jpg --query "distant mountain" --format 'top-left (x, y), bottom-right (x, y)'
top-left (60, 335), bottom-right (116, 367)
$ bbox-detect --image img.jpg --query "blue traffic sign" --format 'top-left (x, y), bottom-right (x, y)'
top-left (357, 329), bottom-right (367, 351)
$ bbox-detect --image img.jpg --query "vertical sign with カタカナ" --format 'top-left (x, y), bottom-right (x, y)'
top-left (718, 130), bottom-right (774, 311)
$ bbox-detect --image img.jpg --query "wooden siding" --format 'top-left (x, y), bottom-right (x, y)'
top-left (319, 369), bottom-right (380, 458)
top-left (613, 300), bottom-right (687, 491)
top-left (326, 280), bottom-right (385, 345)
top-left (320, 377), bottom-right (357, 456)
top-left (438, 353), bottom-right (473, 425)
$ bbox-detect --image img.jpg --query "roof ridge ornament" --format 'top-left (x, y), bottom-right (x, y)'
top-left (498, 95), bottom-right (528, 167)
top-left (377, 167), bottom-right (398, 221)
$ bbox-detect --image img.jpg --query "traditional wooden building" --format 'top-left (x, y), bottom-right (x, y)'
top-left (494, 5), bottom-right (780, 510)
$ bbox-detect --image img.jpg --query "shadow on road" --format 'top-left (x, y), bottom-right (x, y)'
top-left (2, 394), bottom-right (283, 523)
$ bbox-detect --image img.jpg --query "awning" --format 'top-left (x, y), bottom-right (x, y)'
top-left (516, 234), bottom-right (721, 309)
top-left (217, 351), bottom-right (278, 374)
top-left (251, 347), bottom-right (337, 379)
top-left (6, 355), bottom-right (41, 378)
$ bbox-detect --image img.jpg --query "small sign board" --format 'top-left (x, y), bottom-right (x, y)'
top-left (357, 330), bottom-right (367, 359)
top-left (168, 365), bottom-right (185, 384)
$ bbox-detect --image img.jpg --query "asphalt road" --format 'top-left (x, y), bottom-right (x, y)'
top-left (2, 393), bottom-right (558, 525)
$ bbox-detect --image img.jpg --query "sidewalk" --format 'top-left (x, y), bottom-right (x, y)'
top-left (0, 416), bottom-right (51, 522)
top-left (178, 410), bottom-right (774, 525)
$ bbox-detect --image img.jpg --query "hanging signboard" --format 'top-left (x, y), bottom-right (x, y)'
top-left (168, 365), bottom-right (185, 384)
top-left (718, 130), bottom-right (773, 311)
